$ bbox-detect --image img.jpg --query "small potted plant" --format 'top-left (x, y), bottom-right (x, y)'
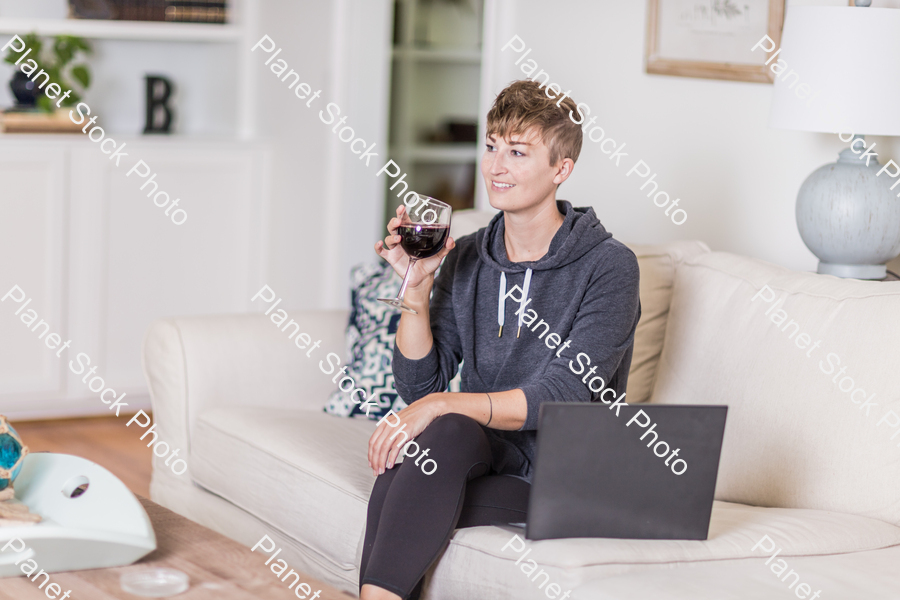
top-left (4, 33), bottom-right (92, 113)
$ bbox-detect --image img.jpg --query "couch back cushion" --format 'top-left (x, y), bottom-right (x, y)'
top-left (622, 241), bottom-right (710, 404)
top-left (651, 252), bottom-right (900, 525)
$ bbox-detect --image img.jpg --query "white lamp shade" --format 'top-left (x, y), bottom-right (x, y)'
top-left (768, 7), bottom-right (900, 136)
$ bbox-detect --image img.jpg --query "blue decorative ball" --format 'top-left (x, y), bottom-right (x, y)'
top-left (0, 416), bottom-right (25, 492)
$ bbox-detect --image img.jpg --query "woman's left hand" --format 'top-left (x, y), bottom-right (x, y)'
top-left (368, 395), bottom-right (445, 476)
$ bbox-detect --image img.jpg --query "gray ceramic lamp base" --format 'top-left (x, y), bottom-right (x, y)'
top-left (818, 262), bottom-right (886, 279)
top-left (796, 136), bottom-right (900, 280)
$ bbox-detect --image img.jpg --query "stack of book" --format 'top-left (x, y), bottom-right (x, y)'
top-left (165, 0), bottom-right (227, 23)
top-left (114, 0), bottom-right (167, 20)
top-left (68, 0), bottom-right (226, 23)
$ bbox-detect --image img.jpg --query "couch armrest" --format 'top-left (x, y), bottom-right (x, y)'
top-left (142, 310), bottom-right (349, 458)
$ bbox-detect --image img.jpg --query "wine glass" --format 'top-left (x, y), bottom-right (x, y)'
top-left (379, 195), bottom-right (452, 314)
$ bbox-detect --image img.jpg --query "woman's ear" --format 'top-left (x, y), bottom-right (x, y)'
top-left (553, 158), bottom-right (575, 185)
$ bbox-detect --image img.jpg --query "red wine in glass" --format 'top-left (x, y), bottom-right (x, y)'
top-left (379, 195), bottom-right (452, 314)
top-left (397, 224), bottom-right (450, 259)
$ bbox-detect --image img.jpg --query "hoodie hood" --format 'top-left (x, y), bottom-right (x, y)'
top-left (475, 200), bottom-right (612, 273)
top-left (475, 200), bottom-right (614, 338)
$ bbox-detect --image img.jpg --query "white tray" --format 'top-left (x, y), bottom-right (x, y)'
top-left (0, 453), bottom-right (156, 577)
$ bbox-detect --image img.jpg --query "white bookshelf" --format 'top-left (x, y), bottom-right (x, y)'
top-left (385, 0), bottom-right (484, 223)
top-left (0, 17), bottom-right (242, 42)
top-left (0, 0), bottom-right (258, 138)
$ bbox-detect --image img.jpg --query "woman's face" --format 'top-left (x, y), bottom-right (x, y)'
top-left (480, 127), bottom-right (572, 214)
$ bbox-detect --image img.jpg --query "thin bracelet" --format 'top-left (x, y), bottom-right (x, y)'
top-left (485, 393), bottom-right (493, 426)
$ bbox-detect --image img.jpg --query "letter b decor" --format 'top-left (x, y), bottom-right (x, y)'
top-left (144, 75), bottom-right (174, 134)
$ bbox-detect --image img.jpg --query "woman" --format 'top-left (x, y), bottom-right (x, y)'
top-left (359, 79), bottom-right (641, 600)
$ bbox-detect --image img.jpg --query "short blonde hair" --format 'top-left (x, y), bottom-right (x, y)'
top-left (485, 79), bottom-right (583, 166)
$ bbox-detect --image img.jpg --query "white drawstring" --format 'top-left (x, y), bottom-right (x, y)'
top-left (498, 272), bottom-right (507, 337)
top-left (497, 269), bottom-right (532, 338)
top-left (517, 269), bottom-right (533, 338)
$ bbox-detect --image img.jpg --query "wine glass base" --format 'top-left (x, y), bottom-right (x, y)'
top-left (378, 298), bottom-right (418, 314)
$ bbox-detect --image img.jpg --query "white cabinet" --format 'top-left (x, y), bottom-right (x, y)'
top-left (0, 136), bottom-right (268, 419)
top-left (0, 146), bottom-right (66, 399)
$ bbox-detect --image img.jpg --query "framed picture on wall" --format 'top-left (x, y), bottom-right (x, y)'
top-left (645, 0), bottom-right (786, 83)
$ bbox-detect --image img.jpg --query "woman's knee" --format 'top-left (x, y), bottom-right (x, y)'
top-left (416, 413), bottom-right (487, 451)
top-left (427, 412), bottom-right (482, 435)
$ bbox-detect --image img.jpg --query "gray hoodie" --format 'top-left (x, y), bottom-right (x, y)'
top-left (392, 200), bottom-right (641, 482)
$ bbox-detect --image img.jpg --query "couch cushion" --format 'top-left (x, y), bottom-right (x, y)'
top-left (623, 241), bottom-right (710, 404)
top-left (427, 501), bottom-right (900, 599)
top-left (651, 251), bottom-right (900, 525)
top-left (190, 407), bottom-right (377, 572)
top-left (570, 543), bottom-right (900, 599)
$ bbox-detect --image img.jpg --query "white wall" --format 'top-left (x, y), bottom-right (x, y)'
top-left (251, 0), bottom-right (334, 309)
top-left (474, 0), bottom-right (900, 273)
top-left (253, 0), bottom-right (390, 311)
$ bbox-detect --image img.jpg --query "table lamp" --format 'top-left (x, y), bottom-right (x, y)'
top-left (768, 4), bottom-right (900, 279)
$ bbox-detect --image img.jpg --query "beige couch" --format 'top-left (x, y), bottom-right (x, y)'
top-left (142, 211), bottom-right (900, 599)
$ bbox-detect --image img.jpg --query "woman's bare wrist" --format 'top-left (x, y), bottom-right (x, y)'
top-left (426, 393), bottom-right (448, 419)
top-left (405, 278), bottom-right (433, 307)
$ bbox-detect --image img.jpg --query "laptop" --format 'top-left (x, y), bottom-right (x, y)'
top-left (523, 403), bottom-right (727, 541)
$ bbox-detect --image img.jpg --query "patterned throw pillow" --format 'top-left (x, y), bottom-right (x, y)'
top-left (324, 260), bottom-right (461, 420)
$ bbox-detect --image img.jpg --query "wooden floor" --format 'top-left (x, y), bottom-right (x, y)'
top-left (13, 414), bottom-right (153, 498)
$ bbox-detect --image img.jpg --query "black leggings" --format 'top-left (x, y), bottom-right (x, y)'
top-left (359, 413), bottom-right (531, 599)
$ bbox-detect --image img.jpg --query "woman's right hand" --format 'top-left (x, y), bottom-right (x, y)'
top-left (374, 204), bottom-right (455, 292)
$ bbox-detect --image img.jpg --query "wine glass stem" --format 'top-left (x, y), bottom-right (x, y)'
top-left (397, 258), bottom-right (418, 303)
